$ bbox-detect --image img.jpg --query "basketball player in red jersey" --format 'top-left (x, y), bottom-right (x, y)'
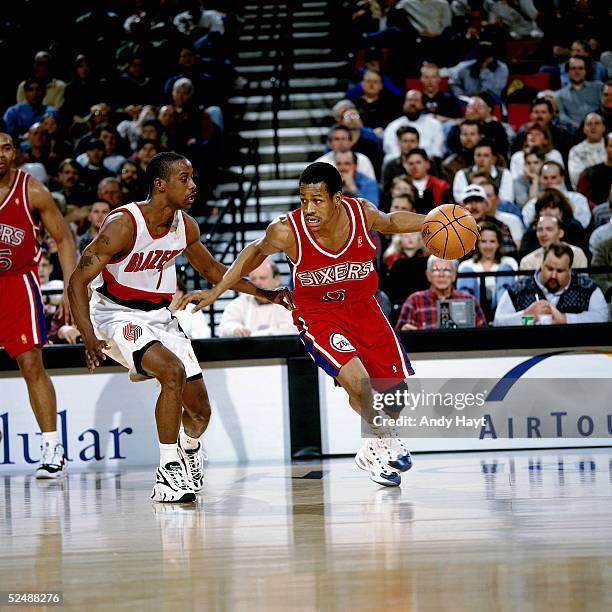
top-left (69, 152), bottom-right (292, 502)
top-left (0, 132), bottom-right (76, 478)
top-left (179, 162), bottom-right (427, 487)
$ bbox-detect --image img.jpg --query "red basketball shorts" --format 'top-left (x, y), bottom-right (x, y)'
top-left (0, 270), bottom-right (47, 357)
top-left (294, 297), bottom-right (414, 391)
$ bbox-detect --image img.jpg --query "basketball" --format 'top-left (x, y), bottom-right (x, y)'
top-left (421, 204), bottom-right (479, 260)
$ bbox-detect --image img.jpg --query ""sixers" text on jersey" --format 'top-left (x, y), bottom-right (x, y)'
top-left (296, 261), bottom-right (374, 287)
top-left (0, 223), bottom-right (26, 246)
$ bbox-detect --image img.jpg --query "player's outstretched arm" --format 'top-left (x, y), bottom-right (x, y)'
top-left (178, 216), bottom-right (295, 313)
top-left (68, 214), bottom-right (133, 371)
top-left (29, 179), bottom-right (77, 324)
top-left (360, 198), bottom-right (426, 235)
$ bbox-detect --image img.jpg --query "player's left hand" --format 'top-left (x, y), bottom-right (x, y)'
top-left (258, 287), bottom-right (296, 310)
top-left (177, 289), bottom-right (220, 313)
top-left (58, 291), bottom-right (73, 325)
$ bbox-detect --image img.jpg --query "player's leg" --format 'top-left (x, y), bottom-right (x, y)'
top-left (139, 341), bottom-right (195, 503)
top-left (336, 357), bottom-right (401, 487)
top-left (16, 347), bottom-right (66, 479)
top-left (177, 376), bottom-right (210, 492)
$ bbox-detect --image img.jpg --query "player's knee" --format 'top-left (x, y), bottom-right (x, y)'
top-left (159, 361), bottom-right (186, 390)
top-left (17, 351), bottom-right (44, 380)
top-left (347, 377), bottom-right (373, 408)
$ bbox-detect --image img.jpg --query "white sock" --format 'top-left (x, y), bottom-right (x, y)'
top-left (159, 443), bottom-right (180, 467)
top-left (41, 431), bottom-right (59, 447)
top-left (180, 430), bottom-right (200, 451)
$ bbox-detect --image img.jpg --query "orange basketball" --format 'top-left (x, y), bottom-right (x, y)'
top-left (421, 204), bottom-right (479, 260)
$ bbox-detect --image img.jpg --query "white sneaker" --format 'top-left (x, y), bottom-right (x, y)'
top-left (354, 440), bottom-right (401, 487)
top-left (370, 426), bottom-right (414, 473)
top-left (151, 461), bottom-right (196, 503)
top-left (35, 443), bottom-right (66, 479)
top-left (178, 439), bottom-right (205, 492)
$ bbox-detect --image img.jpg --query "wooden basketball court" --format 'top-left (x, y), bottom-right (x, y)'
top-left (1, 448), bottom-right (611, 611)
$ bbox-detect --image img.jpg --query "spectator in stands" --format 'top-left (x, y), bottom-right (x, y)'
top-left (419, 63), bottom-right (463, 122)
top-left (76, 138), bottom-right (113, 191)
top-left (460, 184), bottom-right (517, 258)
top-left (130, 138), bottom-right (159, 174)
top-left (352, 68), bottom-right (402, 136)
top-left (61, 54), bottom-right (110, 125)
top-left (556, 56), bottom-right (603, 131)
top-left (3, 77), bottom-right (58, 138)
top-left (38, 250), bottom-right (63, 325)
top-left (446, 95), bottom-right (509, 160)
top-left (478, 179), bottom-right (524, 245)
top-left (520, 188), bottom-right (589, 258)
top-left (16, 51), bottom-right (66, 110)
top-left (114, 53), bottom-right (160, 109)
top-left (340, 108), bottom-right (383, 177)
top-left (346, 48), bottom-right (403, 100)
top-left (94, 124), bottom-right (128, 174)
top-left (598, 81), bottom-right (612, 133)
top-left (169, 278), bottom-right (211, 340)
top-left (453, 139), bottom-right (514, 203)
top-left (381, 126), bottom-right (420, 196)
top-left (494, 243), bottom-right (608, 325)
top-left (383, 232), bottom-right (425, 269)
top-left (157, 104), bottom-right (178, 151)
top-left (73, 102), bottom-right (113, 149)
top-left (97, 177), bottom-right (122, 209)
top-left (334, 150), bottom-right (379, 206)
top-left (511, 98), bottom-right (573, 162)
top-left (568, 112), bottom-right (607, 188)
top-left (316, 125), bottom-right (376, 180)
top-left (450, 41), bottom-right (509, 100)
top-left (442, 119), bottom-right (482, 184)
top-left (559, 40), bottom-right (609, 88)
top-left (522, 161), bottom-right (591, 229)
top-left (487, 0), bottom-right (542, 39)
top-left (383, 90), bottom-right (445, 161)
top-left (218, 260), bottom-right (295, 337)
top-left (591, 186), bottom-right (612, 230)
top-left (118, 160), bottom-right (145, 204)
top-left (78, 201), bottom-right (110, 254)
top-left (590, 217), bottom-right (612, 254)
top-left (510, 123), bottom-right (564, 180)
top-left (40, 113), bottom-right (72, 163)
top-left (512, 146), bottom-right (544, 208)
top-left (404, 148), bottom-right (450, 213)
top-left (520, 215), bottom-right (588, 271)
top-left (19, 122), bottom-right (59, 176)
top-left (117, 105), bottom-right (157, 151)
top-left (53, 158), bottom-right (94, 222)
top-left (591, 236), bottom-right (612, 320)
top-left (457, 223), bottom-right (518, 311)
top-left (395, 255), bottom-right (487, 330)
top-left (390, 193), bottom-right (416, 213)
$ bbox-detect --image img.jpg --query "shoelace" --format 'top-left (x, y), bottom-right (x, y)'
top-left (41, 444), bottom-right (61, 466)
top-left (184, 452), bottom-right (202, 480)
top-left (166, 463), bottom-right (190, 489)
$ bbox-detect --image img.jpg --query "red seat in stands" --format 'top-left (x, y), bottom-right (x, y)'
top-left (405, 77), bottom-right (449, 93)
top-left (507, 103), bottom-right (531, 130)
top-left (508, 72), bottom-right (551, 90)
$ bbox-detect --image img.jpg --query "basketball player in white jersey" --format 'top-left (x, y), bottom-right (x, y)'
top-left (68, 152), bottom-right (292, 503)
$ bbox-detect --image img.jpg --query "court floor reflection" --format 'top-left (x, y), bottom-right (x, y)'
top-left (0, 449), bottom-right (611, 611)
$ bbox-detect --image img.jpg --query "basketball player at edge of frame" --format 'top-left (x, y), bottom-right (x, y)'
top-left (68, 152), bottom-right (293, 503)
top-left (179, 162), bottom-right (474, 487)
top-left (0, 132), bottom-right (76, 479)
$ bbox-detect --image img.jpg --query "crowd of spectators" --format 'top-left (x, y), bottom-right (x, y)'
top-left (0, 1), bottom-right (243, 343)
top-left (326, 0), bottom-right (612, 328)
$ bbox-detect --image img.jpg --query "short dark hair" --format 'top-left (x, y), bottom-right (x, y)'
top-left (145, 152), bottom-right (188, 193)
top-left (396, 125), bottom-right (419, 140)
top-left (475, 138), bottom-right (496, 155)
top-left (543, 242), bottom-right (574, 267)
top-left (329, 124), bottom-right (351, 138)
top-left (524, 145), bottom-right (546, 161)
top-left (299, 162), bottom-right (342, 196)
top-left (24, 77), bottom-right (45, 91)
top-left (531, 98), bottom-right (554, 114)
top-left (460, 118), bottom-right (482, 132)
top-left (334, 149), bottom-right (358, 164)
top-left (58, 158), bottom-right (80, 173)
top-left (406, 148), bottom-right (429, 162)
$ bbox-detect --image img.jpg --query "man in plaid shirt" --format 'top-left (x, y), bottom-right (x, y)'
top-left (395, 256), bottom-right (487, 330)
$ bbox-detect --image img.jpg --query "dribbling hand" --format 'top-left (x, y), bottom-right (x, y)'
top-left (258, 287), bottom-right (296, 310)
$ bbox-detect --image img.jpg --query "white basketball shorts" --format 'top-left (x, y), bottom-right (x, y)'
top-left (90, 292), bottom-right (202, 382)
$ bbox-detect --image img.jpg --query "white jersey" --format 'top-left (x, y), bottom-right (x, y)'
top-left (98, 202), bottom-right (187, 309)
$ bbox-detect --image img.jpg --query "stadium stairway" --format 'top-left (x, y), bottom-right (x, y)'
top-left (196, 1), bottom-right (351, 331)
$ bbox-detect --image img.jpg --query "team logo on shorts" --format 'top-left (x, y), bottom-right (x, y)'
top-left (123, 322), bottom-right (143, 343)
top-left (330, 333), bottom-right (355, 352)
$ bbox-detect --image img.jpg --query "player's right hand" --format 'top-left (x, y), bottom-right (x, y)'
top-left (83, 336), bottom-right (109, 372)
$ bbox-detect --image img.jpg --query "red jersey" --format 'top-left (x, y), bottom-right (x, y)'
top-left (0, 169), bottom-right (40, 275)
top-left (286, 196), bottom-right (378, 312)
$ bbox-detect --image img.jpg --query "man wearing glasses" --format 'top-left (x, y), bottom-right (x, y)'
top-left (395, 255), bottom-right (487, 330)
